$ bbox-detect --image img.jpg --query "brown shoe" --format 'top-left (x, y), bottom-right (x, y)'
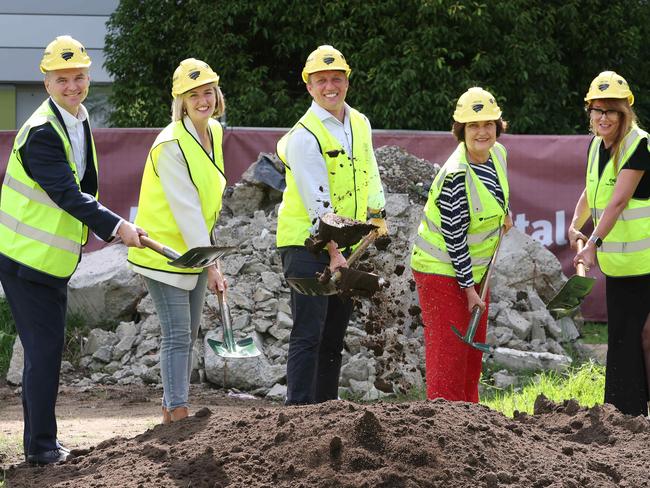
top-left (162, 407), bottom-right (171, 425)
top-left (170, 406), bottom-right (189, 422)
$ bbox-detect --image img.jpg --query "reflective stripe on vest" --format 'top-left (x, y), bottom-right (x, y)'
top-left (586, 127), bottom-right (650, 276)
top-left (0, 99), bottom-right (96, 278)
top-left (276, 107), bottom-right (373, 247)
top-left (127, 117), bottom-right (226, 274)
top-left (410, 142), bottom-right (509, 282)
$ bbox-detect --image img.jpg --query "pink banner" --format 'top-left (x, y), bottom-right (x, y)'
top-left (0, 128), bottom-right (604, 320)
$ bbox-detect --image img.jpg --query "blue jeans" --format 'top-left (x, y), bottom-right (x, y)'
top-left (144, 272), bottom-right (208, 410)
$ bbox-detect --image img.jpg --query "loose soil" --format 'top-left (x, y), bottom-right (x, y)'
top-left (2, 383), bottom-right (650, 487)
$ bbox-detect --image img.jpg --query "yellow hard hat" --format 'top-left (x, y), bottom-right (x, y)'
top-left (171, 58), bottom-right (220, 97)
top-left (39, 35), bottom-right (92, 74)
top-left (301, 45), bottom-right (351, 83)
top-left (584, 71), bottom-right (634, 106)
top-left (453, 87), bottom-right (502, 123)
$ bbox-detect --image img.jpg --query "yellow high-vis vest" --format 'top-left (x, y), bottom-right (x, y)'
top-left (410, 142), bottom-right (509, 282)
top-left (586, 126), bottom-right (650, 277)
top-left (276, 107), bottom-right (372, 247)
top-left (0, 100), bottom-right (96, 278)
top-left (128, 118), bottom-right (226, 274)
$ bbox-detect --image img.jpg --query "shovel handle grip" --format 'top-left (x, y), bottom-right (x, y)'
top-left (140, 236), bottom-right (182, 260)
top-left (345, 230), bottom-right (379, 268)
top-left (575, 238), bottom-right (587, 277)
top-left (464, 305), bottom-right (483, 342)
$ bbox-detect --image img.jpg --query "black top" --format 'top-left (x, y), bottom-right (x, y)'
top-left (597, 135), bottom-right (650, 199)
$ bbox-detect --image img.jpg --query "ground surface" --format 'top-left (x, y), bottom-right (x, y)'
top-left (2, 382), bottom-right (650, 487)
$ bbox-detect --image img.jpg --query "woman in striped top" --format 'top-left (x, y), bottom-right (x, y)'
top-left (410, 87), bottom-right (512, 402)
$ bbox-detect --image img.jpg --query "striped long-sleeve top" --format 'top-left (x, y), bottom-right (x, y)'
top-left (437, 157), bottom-right (506, 288)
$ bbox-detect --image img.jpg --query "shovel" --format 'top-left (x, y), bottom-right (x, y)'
top-left (546, 238), bottom-right (595, 319)
top-left (305, 213), bottom-right (376, 254)
top-left (207, 289), bottom-right (262, 358)
top-left (451, 228), bottom-right (504, 353)
top-left (140, 236), bottom-right (233, 269)
top-left (286, 230), bottom-right (382, 296)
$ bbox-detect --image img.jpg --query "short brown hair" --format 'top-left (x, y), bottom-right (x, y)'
top-left (451, 119), bottom-right (508, 142)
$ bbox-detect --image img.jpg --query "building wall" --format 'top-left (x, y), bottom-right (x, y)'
top-left (0, 0), bottom-right (119, 129)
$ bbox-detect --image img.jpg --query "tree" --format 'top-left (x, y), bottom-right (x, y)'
top-left (105, 0), bottom-right (650, 134)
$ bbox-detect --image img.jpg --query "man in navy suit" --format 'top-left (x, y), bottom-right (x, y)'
top-left (0, 35), bottom-right (145, 466)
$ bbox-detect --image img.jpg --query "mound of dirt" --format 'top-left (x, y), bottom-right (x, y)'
top-left (6, 396), bottom-right (650, 487)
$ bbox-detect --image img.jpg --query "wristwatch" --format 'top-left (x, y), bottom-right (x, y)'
top-left (588, 234), bottom-right (603, 248)
top-left (368, 209), bottom-right (386, 219)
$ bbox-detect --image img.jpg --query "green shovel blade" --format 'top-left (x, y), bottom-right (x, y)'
top-left (207, 338), bottom-right (262, 359)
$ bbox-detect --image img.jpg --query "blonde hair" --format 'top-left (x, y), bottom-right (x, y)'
top-left (171, 84), bottom-right (226, 122)
top-left (588, 98), bottom-right (638, 171)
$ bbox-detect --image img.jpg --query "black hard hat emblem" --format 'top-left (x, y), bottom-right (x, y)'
top-left (61, 51), bottom-right (74, 61)
top-left (617, 79), bottom-right (624, 85)
top-left (189, 70), bottom-right (201, 80)
top-left (323, 56), bottom-right (335, 65)
top-left (598, 83), bottom-right (609, 91)
top-left (472, 103), bottom-right (484, 113)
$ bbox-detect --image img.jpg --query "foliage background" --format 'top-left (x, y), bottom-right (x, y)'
top-left (105, 0), bottom-right (650, 133)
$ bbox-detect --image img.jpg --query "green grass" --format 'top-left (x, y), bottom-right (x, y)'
top-left (0, 298), bottom-right (16, 377)
top-left (579, 321), bottom-right (608, 344)
top-left (480, 361), bottom-right (605, 417)
top-left (63, 312), bottom-right (90, 367)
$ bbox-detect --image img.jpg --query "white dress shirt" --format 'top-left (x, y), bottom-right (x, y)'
top-left (285, 101), bottom-right (385, 230)
top-left (51, 99), bottom-right (88, 179)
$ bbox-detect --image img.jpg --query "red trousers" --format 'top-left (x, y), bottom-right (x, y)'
top-left (413, 270), bottom-right (489, 403)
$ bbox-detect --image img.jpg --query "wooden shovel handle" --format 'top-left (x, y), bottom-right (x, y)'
top-left (575, 238), bottom-right (586, 277)
top-left (140, 236), bottom-right (182, 260)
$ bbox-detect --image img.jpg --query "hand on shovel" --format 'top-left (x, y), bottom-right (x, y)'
top-left (327, 241), bottom-right (348, 273)
top-left (573, 238), bottom-right (596, 272)
top-left (465, 286), bottom-right (486, 314)
top-left (207, 262), bottom-right (227, 293)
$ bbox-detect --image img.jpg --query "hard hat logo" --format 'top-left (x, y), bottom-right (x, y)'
top-left (598, 83), bottom-right (609, 92)
top-left (472, 104), bottom-right (484, 113)
top-left (323, 56), bottom-right (335, 65)
top-left (189, 70), bottom-right (201, 80)
top-left (61, 51), bottom-right (74, 61)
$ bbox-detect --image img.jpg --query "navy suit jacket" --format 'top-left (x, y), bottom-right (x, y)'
top-left (0, 99), bottom-right (121, 287)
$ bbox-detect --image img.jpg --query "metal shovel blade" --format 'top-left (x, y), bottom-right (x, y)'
top-left (208, 291), bottom-right (261, 359)
top-left (286, 276), bottom-right (337, 296)
top-left (140, 236), bottom-right (234, 269)
top-left (546, 275), bottom-right (595, 319)
top-left (167, 245), bottom-right (235, 269)
top-left (305, 214), bottom-right (377, 253)
top-left (337, 268), bottom-right (381, 297)
top-left (451, 306), bottom-right (492, 353)
top-left (207, 337), bottom-right (261, 359)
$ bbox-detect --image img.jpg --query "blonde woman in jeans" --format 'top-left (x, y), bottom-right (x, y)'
top-left (128, 59), bottom-right (227, 422)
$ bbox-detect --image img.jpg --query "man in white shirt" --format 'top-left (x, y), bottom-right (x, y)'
top-left (0, 35), bottom-right (144, 466)
top-left (275, 45), bottom-right (387, 405)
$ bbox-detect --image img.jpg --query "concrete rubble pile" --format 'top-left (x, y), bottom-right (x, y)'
top-left (6, 147), bottom-right (581, 398)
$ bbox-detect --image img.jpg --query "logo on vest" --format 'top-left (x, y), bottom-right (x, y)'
top-left (61, 51), bottom-right (74, 61)
top-left (472, 104), bottom-right (484, 113)
top-left (189, 70), bottom-right (201, 80)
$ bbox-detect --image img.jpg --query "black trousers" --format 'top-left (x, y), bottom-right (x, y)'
top-left (280, 247), bottom-right (353, 405)
top-left (0, 270), bottom-right (66, 455)
top-left (605, 274), bottom-right (650, 416)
